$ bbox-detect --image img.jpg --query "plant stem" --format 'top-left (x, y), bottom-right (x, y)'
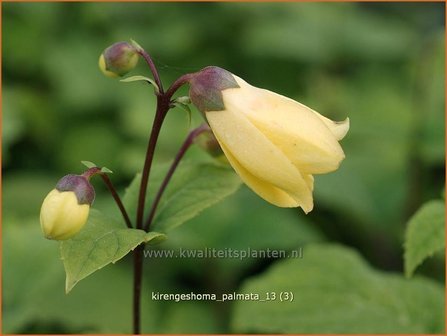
top-left (133, 244), bottom-right (144, 334)
top-left (136, 97), bottom-right (170, 230)
top-left (99, 174), bottom-right (133, 229)
top-left (82, 167), bottom-right (101, 179)
top-left (165, 73), bottom-right (193, 99)
top-left (137, 49), bottom-right (164, 94)
top-left (143, 124), bottom-right (210, 232)
top-left (132, 47), bottom-right (193, 334)
top-left (132, 98), bottom-right (168, 335)
top-left (82, 167), bottom-right (132, 228)
top-left (135, 73), bottom-right (192, 231)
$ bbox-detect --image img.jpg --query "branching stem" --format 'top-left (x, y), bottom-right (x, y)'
top-left (143, 123), bottom-right (209, 232)
top-left (133, 46), bottom-right (193, 335)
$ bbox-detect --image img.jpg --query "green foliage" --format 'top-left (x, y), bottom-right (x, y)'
top-left (171, 100), bottom-right (193, 128)
top-left (158, 303), bottom-right (221, 334)
top-left (404, 200), bottom-right (445, 277)
top-left (81, 160), bottom-right (113, 173)
top-left (3, 221), bottom-right (159, 334)
top-left (61, 209), bottom-right (166, 293)
top-left (101, 167), bottom-right (113, 174)
top-left (161, 186), bottom-right (324, 286)
top-left (120, 75), bottom-right (160, 93)
top-left (3, 2), bottom-right (444, 334)
top-left (60, 160), bottom-right (240, 293)
top-left (123, 161), bottom-right (241, 232)
top-left (232, 244), bottom-right (445, 334)
top-left (81, 160), bottom-right (97, 169)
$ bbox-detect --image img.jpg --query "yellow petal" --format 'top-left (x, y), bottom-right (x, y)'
top-left (206, 108), bottom-right (313, 212)
top-left (313, 115), bottom-right (350, 141)
top-left (220, 142), bottom-right (300, 208)
top-left (40, 190), bottom-right (89, 240)
top-left (303, 174), bottom-right (314, 192)
top-left (224, 77), bottom-right (346, 175)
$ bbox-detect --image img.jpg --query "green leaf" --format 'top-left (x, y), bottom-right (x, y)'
top-left (174, 96), bottom-right (191, 105)
top-left (100, 166), bottom-right (113, 174)
top-left (3, 219), bottom-right (160, 333)
top-left (404, 200), bottom-right (445, 277)
top-left (81, 160), bottom-right (96, 168)
top-left (172, 102), bottom-right (192, 127)
top-left (231, 244), bottom-right (445, 334)
top-left (81, 161), bottom-right (113, 173)
top-left (153, 162), bottom-right (241, 232)
top-left (120, 75), bottom-right (159, 93)
top-left (60, 209), bottom-right (165, 293)
top-left (123, 161), bottom-right (241, 233)
top-left (145, 231), bottom-right (168, 245)
top-left (130, 38), bottom-right (143, 52)
top-left (158, 303), bottom-right (220, 334)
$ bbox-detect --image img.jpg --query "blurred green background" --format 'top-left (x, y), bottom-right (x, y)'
top-left (2, 2), bottom-right (445, 334)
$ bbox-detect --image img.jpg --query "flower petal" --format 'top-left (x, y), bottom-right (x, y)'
top-left (220, 142), bottom-right (300, 208)
top-left (40, 190), bottom-right (89, 240)
top-left (312, 115), bottom-right (350, 141)
top-left (206, 108), bottom-right (313, 212)
top-left (224, 77), bottom-right (346, 175)
top-left (303, 174), bottom-right (314, 192)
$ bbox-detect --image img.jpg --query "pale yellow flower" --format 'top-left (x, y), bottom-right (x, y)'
top-left (189, 67), bottom-right (349, 213)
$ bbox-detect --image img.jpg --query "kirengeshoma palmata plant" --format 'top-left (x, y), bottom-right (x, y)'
top-left (40, 40), bottom-right (349, 333)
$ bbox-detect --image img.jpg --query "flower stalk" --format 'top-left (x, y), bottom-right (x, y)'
top-left (133, 244), bottom-right (144, 334)
top-left (99, 173), bottom-right (133, 229)
top-left (132, 46), bottom-right (192, 335)
top-left (143, 123), bottom-right (210, 232)
top-left (136, 48), bottom-right (164, 95)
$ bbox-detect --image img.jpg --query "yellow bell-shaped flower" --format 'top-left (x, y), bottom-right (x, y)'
top-left (40, 174), bottom-right (95, 240)
top-left (188, 66), bottom-right (349, 213)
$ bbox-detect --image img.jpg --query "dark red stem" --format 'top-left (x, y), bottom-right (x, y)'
top-left (82, 167), bottom-right (101, 180)
top-left (165, 73), bottom-right (193, 99)
top-left (137, 49), bottom-right (164, 94)
top-left (100, 174), bottom-right (133, 229)
top-left (136, 96), bottom-right (169, 230)
top-left (82, 167), bottom-right (132, 229)
top-left (133, 47), bottom-right (193, 335)
top-left (143, 123), bottom-right (209, 232)
top-left (133, 244), bottom-right (144, 334)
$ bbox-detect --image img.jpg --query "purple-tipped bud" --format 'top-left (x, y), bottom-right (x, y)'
top-left (188, 66), bottom-right (240, 113)
top-left (56, 174), bottom-right (95, 205)
top-left (99, 41), bottom-right (139, 77)
top-left (40, 174), bottom-right (96, 241)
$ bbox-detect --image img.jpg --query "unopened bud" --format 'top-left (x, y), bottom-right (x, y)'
top-left (99, 41), bottom-right (139, 78)
top-left (193, 128), bottom-right (228, 164)
top-left (40, 174), bottom-right (95, 240)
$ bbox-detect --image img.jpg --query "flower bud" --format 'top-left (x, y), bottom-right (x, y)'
top-left (40, 175), bottom-right (95, 240)
top-left (193, 128), bottom-right (225, 159)
top-left (99, 41), bottom-right (139, 78)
